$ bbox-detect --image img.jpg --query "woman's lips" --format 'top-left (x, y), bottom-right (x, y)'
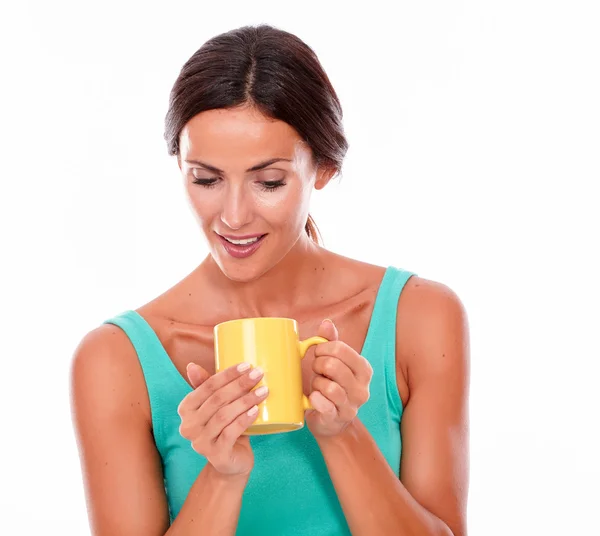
top-left (216, 233), bottom-right (267, 259)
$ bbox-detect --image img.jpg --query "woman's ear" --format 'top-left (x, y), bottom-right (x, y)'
top-left (314, 165), bottom-right (337, 190)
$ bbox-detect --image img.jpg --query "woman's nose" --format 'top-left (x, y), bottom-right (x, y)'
top-left (220, 188), bottom-right (252, 230)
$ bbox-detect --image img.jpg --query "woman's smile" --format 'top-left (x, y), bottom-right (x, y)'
top-left (216, 232), bottom-right (268, 259)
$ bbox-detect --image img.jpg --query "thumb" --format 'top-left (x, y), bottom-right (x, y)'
top-left (317, 318), bottom-right (339, 342)
top-left (186, 362), bottom-right (211, 389)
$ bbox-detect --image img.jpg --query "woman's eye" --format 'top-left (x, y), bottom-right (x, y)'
top-left (191, 176), bottom-right (284, 191)
top-left (192, 178), bottom-right (219, 189)
top-left (260, 179), bottom-right (285, 192)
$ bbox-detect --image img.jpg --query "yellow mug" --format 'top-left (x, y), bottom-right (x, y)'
top-left (214, 317), bottom-right (327, 435)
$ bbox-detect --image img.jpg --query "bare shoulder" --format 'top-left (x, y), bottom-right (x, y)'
top-left (399, 276), bottom-right (468, 326)
top-left (397, 276), bottom-right (470, 387)
top-left (70, 323), bottom-right (150, 421)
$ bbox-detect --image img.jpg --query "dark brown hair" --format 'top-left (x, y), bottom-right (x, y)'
top-left (164, 24), bottom-right (348, 244)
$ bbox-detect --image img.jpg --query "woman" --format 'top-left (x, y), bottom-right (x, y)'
top-left (71, 24), bottom-right (470, 536)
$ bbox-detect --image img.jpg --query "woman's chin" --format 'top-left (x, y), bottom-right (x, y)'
top-left (208, 233), bottom-right (302, 282)
top-left (211, 252), bottom-right (269, 283)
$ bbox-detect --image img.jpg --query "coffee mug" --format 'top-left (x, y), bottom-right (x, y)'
top-left (214, 317), bottom-right (327, 435)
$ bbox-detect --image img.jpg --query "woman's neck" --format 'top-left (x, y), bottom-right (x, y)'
top-left (199, 236), bottom-right (334, 319)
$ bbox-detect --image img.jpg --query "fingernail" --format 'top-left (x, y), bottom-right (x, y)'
top-left (255, 386), bottom-right (268, 397)
top-left (323, 318), bottom-right (333, 325)
top-left (249, 367), bottom-right (263, 380)
top-left (248, 405), bottom-right (259, 416)
top-left (237, 362), bottom-right (251, 372)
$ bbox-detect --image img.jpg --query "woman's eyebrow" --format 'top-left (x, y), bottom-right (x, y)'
top-left (184, 158), bottom-right (292, 173)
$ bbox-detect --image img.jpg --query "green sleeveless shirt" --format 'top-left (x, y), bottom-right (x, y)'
top-left (103, 266), bottom-right (415, 535)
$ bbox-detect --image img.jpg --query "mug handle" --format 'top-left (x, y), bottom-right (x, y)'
top-left (298, 336), bottom-right (328, 411)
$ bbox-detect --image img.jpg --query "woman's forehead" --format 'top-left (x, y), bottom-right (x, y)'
top-left (179, 108), bottom-right (312, 172)
top-left (181, 109), bottom-right (299, 151)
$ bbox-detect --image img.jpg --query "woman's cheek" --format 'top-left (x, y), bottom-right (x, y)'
top-left (188, 192), bottom-right (221, 226)
top-left (254, 187), bottom-right (288, 209)
top-left (257, 188), bottom-right (305, 226)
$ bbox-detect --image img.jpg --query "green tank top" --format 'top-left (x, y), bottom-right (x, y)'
top-left (103, 266), bottom-right (414, 535)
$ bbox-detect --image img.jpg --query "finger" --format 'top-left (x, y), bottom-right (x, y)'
top-left (317, 318), bottom-right (339, 342)
top-left (216, 405), bottom-right (260, 449)
top-left (308, 390), bottom-right (337, 416)
top-left (205, 384), bottom-right (268, 442)
top-left (179, 362), bottom-right (252, 412)
top-left (199, 372), bottom-right (267, 429)
top-left (313, 356), bottom-right (370, 405)
top-left (315, 341), bottom-right (373, 382)
top-left (186, 362), bottom-right (211, 389)
top-left (310, 376), bottom-right (354, 420)
top-left (312, 355), bottom-right (355, 390)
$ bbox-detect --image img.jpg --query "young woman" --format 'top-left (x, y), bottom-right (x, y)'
top-left (71, 24), bottom-right (470, 536)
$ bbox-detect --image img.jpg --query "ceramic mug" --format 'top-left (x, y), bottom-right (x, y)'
top-left (214, 317), bottom-right (327, 435)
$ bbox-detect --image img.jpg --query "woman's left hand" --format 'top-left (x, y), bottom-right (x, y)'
top-left (305, 319), bottom-right (373, 438)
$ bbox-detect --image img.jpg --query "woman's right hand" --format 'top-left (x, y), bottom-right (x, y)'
top-left (177, 362), bottom-right (268, 476)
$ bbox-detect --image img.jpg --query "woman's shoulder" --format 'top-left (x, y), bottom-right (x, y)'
top-left (395, 274), bottom-right (469, 386)
top-left (70, 275), bottom-right (186, 393)
top-left (73, 267), bottom-right (202, 423)
top-left (70, 320), bottom-right (153, 424)
top-left (397, 275), bottom-right (467, 330)
top-left (335, 259), bottom-right (464, 350)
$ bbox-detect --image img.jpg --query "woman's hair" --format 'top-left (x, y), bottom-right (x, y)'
top-left (164, 24), bottom-right (348, 244)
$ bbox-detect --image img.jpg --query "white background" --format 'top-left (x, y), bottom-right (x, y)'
top-left (1, 1), bottom-right (598, 534)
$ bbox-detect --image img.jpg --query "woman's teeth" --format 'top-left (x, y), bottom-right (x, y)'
top-left (225, 236), bottom-right (260, 245)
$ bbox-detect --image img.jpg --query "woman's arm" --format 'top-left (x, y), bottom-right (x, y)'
top-left (314, 278), bottom-right (470, 536)
top-left (395, 278), bottom-right (470, 535)
top-left (70, 325), bottom-right (248, 536)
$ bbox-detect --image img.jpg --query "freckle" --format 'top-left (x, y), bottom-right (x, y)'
top-left (105, 462), bottom-right (108, 466)
top-left (170, 321), bottom-right (174, 325)
top-left (189, 293), bottom-right (192, 296)
top-left (322, 267), bottom-right (325, 271)
top-left (443, 354), bottom-right (445, 357)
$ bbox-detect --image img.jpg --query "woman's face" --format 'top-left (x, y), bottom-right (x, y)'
top-left (178, 106), bottom-right (332, 282)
